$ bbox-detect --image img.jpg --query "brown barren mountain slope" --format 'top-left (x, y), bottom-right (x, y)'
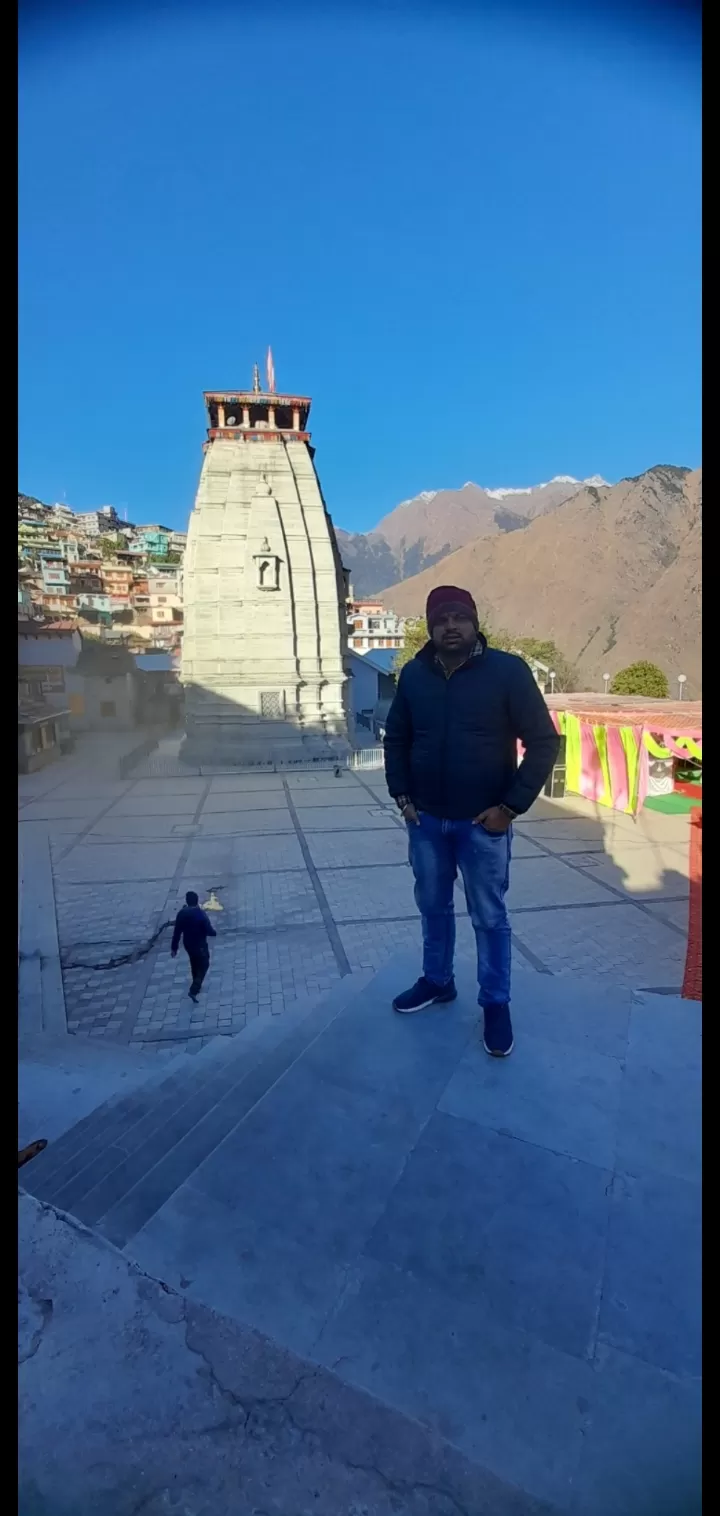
top-left (385, 466), bottom-right (702, 694)
top-left (338, 476), bottom-right (607, 594)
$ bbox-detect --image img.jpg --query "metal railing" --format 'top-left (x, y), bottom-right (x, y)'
top-left (347, 746), bottom-right (385, 770)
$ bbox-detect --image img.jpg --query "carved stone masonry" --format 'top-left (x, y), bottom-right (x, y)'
top-left (180, 383), bottom-right (350, 766)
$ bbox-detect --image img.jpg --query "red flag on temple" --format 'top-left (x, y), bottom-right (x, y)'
top-left (266, 347), bottom-right (276, 393)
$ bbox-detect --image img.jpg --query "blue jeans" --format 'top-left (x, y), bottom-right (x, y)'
top-left (407, 813), bottom-right (512, 1006)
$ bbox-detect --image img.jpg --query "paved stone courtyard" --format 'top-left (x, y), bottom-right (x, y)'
top-left (18, 740), bottom-right (700, 1514)
top-left (19, 742), bottom-right (691, 1050)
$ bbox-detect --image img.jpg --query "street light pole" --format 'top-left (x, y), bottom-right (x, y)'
top-left (549, 671), bottom-right (556, 695)
top-left (603, 673), bottom-right (610, 695)
top-left (678, 674), bottom-right (687, 701)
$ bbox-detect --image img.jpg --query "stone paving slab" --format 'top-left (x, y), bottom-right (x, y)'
top-left (20, 798), bottom-right (113, 821)
top-left (82, 815), bottom-right (201, 840)
top-left (197, 807), bottom-right (296, 835)
top-left (574, 849), bottom-right (690, 900)
top-left (285, 785), bottom-right (374, 808)
top-left (508, 902), bottom-right (687, 988)
top-left (183, 831), bottom-right (307, 875)
top-left (55, 880), bottom-right (172, 944)
top-left (19, 1191), bottom-right (555, 1516)
top-left (109, 953), bottom-right (698, 1515)
top-left (52, 840), bottom-right (185, 884)
top-left (205, 773), bottom-right (287, 791)
top-left (438, 1033), bottom-right (624, 1169)
top-left (212, 871), bottom-right (324, 929)
top-left (293, 801), bottom-right (392, 830)
top-left (19, 947), bottom-right (701, 1512)
top-left (307, 827), bottom-right (411, 868)
top-left (507, 854), bottom-right (619, 908)
top-left (200, 788), bottom-right (291, 812)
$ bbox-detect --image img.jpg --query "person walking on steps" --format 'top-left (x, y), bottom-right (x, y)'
top-left (171, 890), bottom-right (217, 1004)
top-left (383, 586), bottom-right (560, 1056)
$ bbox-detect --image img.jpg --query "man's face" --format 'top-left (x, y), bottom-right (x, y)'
top-left (431, 609), bottom-right (477, 655)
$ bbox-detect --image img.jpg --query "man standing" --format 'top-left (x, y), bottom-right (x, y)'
top-left (384, 586), bottom-right (560, 1056)
top-left (171, 890), bottom-right (217, 1003)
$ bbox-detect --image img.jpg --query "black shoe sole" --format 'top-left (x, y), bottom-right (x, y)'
top-left (393, 989), bottom-right (458, 1014)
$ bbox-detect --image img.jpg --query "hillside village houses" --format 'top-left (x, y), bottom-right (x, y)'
top-left (17, 495), bottom-right (415, 769)
top-left (16, 497), bottom-right (391, 764)
top-left (17, 495), bottom-right (187, 768)
top-left (18, 496), bottom-right (186, 638)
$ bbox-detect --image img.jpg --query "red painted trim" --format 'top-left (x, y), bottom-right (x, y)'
top-left (206, 429), bottom-right (311, 443)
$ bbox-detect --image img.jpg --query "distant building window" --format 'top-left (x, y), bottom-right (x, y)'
top-left (100, 701), bottom-right (116, 718)
top-left (260, 691), bottom-right (284, 719)
top-left (353, 638), bottom-right (363, 648)
top-left (21, 665), bottom-right (65, 693)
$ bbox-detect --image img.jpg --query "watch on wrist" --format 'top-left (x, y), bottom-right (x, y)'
top-left (499, 803), bottom-right (517, 821)
top-left (396, 795), bottom-right (411, 812)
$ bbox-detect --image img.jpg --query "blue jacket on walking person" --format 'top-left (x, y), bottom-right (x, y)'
top-left (171, 890), bottom-right (217, 1004)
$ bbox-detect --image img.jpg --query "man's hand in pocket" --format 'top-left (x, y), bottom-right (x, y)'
top-left (473, 806), bottom-right (512, 833)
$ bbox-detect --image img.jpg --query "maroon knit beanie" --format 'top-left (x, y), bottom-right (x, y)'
top-left (426, 585), bottom-right (479, 633)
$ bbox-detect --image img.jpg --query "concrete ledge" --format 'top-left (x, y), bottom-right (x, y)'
top-left (18, 824), bottom-right (67, 1039)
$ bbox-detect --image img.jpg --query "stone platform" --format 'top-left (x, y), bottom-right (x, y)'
top-left (20, 953), bottom-right (701, 1515)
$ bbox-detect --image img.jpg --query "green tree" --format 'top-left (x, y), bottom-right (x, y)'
top-left (610, 662), bottom-right (669, 698)
top-left (98, 534), bottom-right (125, 560)
top-left (510, 637), bottom-right (578, 693)
top-left (148, 549), bottom-right (181, 565)
top-left (394, 617), bottom-right (577, 691)
top-left (394, 617), bottom-right (428, 671)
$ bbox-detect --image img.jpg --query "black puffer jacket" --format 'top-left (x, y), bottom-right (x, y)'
top-left (383, 638), bottom-right (560, 820)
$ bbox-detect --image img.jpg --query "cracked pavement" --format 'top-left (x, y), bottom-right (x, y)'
top-left (19, 1192), bottom-right (552, 1516)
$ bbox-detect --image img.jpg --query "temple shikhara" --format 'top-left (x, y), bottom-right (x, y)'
top-left (180, 357), bottom-right (349, 766)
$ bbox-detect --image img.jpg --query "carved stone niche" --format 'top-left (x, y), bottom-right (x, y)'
top-left (253, 537), bottom-right (282, 591)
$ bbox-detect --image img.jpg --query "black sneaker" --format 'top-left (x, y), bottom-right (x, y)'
top-left (392, 976), bottom-right (457, 1014)
top-left (188, 991), bottom-right (199, 1004)
top-left (482, 1002), bottom-right (514, 1057)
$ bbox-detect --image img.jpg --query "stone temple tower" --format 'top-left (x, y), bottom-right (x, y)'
top-left (180, 369), bottom-right (350, 766)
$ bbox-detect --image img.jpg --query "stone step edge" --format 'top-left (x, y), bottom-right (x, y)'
top-left (22, 970), bottom-right (372, 1200)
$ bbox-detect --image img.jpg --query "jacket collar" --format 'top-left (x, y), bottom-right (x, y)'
top-left (416, 631), bottom-right (487, 669)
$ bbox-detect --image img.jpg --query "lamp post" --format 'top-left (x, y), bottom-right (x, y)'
top-left (549, 671), bottom-right (556, 695)
top-left (678, 674), bottom-right (687, 701)
top-left (603, 672), bottom-right (610, 695)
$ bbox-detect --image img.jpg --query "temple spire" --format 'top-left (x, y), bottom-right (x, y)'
top-left (252, 362), bottom-right (261, 394)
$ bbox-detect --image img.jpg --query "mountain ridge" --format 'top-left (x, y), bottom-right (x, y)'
top-left (380, 465), bottom-right (702, 695)
top-left (337, 474), bottom-right (610, 596)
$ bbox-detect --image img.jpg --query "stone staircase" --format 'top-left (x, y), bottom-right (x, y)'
top-left (20, 954), bottom-right (701, 1515)
top-left (22, 970), bottom-right (373, 1246)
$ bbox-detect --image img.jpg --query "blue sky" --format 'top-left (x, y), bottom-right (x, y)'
top-left (19, 1), bottom-right (700, 534)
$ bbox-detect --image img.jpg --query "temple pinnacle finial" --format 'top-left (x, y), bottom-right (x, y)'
top-left (252, 363), bottom-right (261, 394)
